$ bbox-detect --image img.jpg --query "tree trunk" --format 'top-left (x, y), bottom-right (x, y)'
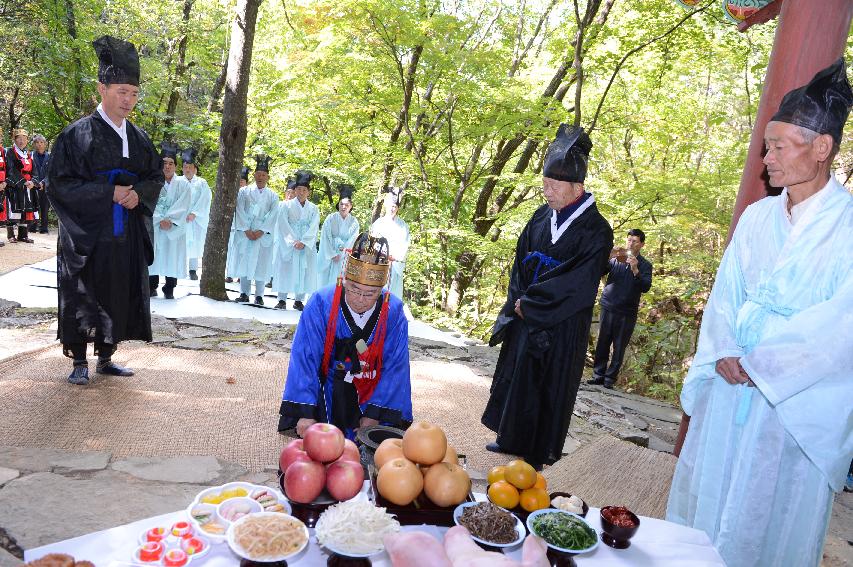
top-left (164, 0), bottom-right (194, 135)
top-left (62, 0), bottom-right (83, 112)
top-left (207, 47), bottom-right (229, 112)
top-left (200, 0), bottom-right (263, 301)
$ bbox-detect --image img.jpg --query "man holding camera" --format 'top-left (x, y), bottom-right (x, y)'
top-left (588, 228), bottom-right (653, 389)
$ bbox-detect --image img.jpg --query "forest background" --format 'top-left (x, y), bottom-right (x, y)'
top-left (2, 0), bottom-right (851, 402)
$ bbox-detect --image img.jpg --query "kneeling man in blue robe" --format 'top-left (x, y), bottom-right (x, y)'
top-left (667, 59), bottom-right (853, 567)
top-left (278, 233), bottom-right (413, 440)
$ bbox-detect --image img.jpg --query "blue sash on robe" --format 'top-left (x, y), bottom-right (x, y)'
top-left (522, 251), bottom-right (561, 284)
top-left (98, 168), bottom-right (138, 236)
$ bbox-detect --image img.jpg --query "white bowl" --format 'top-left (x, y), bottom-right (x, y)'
top-left (320, 540), bottom-right (384, 559)
top-left (526, 508), bottom-right (599, 555)
top-left (226, 512), bottom-right (309, 562)
top-left (453, 502), bottom-right (526, 548)
top-left (185, 482), bottom-right (291, 544)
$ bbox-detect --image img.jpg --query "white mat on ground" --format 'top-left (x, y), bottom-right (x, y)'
top-left (0, 258), bottom-right (470, 346)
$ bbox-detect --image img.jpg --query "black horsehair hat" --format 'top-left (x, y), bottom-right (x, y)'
top-left (93, 36), bottom-right (140, 86)
top-left (293, 170), bottom-right (314, 189)
top-left (771, 58), bottom-right (853, 145)
top-left (255, 155), bottom-right (272, 173)
top-left (240, 166), bottom-right (250, 181)
top-left (160, 142), bottom-right (178, 160)
top-left (543, 124), bottom-right (593, 184)
top-left (181, 147), bottom-right (198, 165)
top-left (338, 183), bottom-right (355, 200)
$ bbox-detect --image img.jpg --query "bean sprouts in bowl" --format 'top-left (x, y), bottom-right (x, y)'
top-left (226, 512), bottom-right (309, 562)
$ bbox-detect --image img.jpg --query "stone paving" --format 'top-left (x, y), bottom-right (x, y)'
top-left (0, 279), bottom-right (849, 565)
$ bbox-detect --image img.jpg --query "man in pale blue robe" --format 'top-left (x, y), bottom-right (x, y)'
top-left (273, 171), bottom-right (319, 311)
top-left (179, 147), bottom-right (211, 281)
top-left (225, 165), bottom-right (250, 284)
top-left (666, 59), bottom-right (853, 567)
top-left (318, 184), bottom-right (360, 288)
top-left (149, 143), bottom-right (192, 299)
top-left (226, 156), bottom-right (279, 305)
top-left (370, 187), bottom-right (409, 299)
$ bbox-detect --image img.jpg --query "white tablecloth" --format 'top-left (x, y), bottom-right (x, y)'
top-left (25, 507), bottom-right (725, 566)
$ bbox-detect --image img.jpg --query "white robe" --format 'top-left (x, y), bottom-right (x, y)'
top-left (666, 178), bottom-right (853, 567)
top-left (370, 215), bottom-right (409, 299)
top-left (181, 174), bottom-right (211, 261)
top-left (225, 184), bottom-right (279, 281)
top-left (150, 176), bottom-right (192, 279)
top-left (273, 198), bottom-right (320, 296)
top-left (317, 212), bottom-right (360, 287)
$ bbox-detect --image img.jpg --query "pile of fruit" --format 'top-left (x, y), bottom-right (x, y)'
top-left (374, 421), bottom-right (471, 508)
top-left (279, 423), bottom-right (364, 503)
top-left (487, 460), bottom-right (550, 512)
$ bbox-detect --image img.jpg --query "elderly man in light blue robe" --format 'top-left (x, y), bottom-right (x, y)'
top-left (370, 188), bottom-right (409, 300)
top-left (179, 148), bottom-right (211, 281)
top-left (149, 144), bottom-right (192, 299)
top-left (273, 171), bottom-right (319, 311)
top-left (226, 157), bottom-right (279, 305)
top-left (667, 59), bottom-right (853, 567)
top-left (318, 184), bottom-right (360, 288)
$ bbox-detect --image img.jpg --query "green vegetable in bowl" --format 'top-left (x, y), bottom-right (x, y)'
top-left (531, 512), bottom-right (596, 550)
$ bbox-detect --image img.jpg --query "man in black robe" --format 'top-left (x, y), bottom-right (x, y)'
top-left (47, 36), bottom-right (163, 385)
top-left (5, 129), bottom-right (37, 243)
top-left (481, 124), bottom-right (613, 469)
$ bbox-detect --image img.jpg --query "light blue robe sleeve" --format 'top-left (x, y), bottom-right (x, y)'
top-left (234, 189), bottom-right (250, 232)
top-left (680, 208), bottom-right (751, 415)
top-left (189, 177), bottom-right (212, 230)
top-left (362, 298), bottom-right (413, 424)
top-left (319, 214), bottom-right (338, 262)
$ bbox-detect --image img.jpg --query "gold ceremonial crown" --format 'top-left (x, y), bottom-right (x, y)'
top-left (12, 129), bottom-right (28, 138)
top-left (345, 233), bottom-right (391, 287)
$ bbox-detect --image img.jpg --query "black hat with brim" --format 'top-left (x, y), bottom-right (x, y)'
top-left (294, 170), bottom-right (314, 189)
top-left (160, 142), bottom-right (178, 160)
top-left (771, 58), bottom-right (852, 145)
top-left (338, 183), bottom-right (355, 200)
top-left (543, 124), bottom-right (593, 183)
top-left (93, 36), bottom-right (140, 86)
top-left (240, 166), bottom-right (250, 180)
top-left (181, 147), bottom-right (198, 165)
top-left (383, 186), bottom-right (404, 206)
top-left (255, 155), bottom-right (271, 173)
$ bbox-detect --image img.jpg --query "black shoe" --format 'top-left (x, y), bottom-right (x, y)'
top-left (275, 300), bottom-right (287, 310)
top-left (293, 301), bottom-right (304, 311)
top-left (189, 270), bottom-right (198, 280)
top-left (96, 360), bottom-right (134, 376)
top-left (254, 296), bottom-right (264, 306)
top-left (587, 377), bottom-right (605, 386)
top-left (235, 293), bottom-right (250, 303)
top-left (163, 289), bottom-right (175, 300)
top-left (266, 281), bottom-right (272, 288)
top-left (225, 277), bottom-right (234, 283)
top-left (150, 288), bottom-right (158, 297)
top-left (39, 229), bottom-right (49, 234)
top-left (17, 237), bottom-right (34, 243)
top-left (603, 381), bottom-right (616, 390)
top-left (486, 442), bottom-right (509, 454)
top-left (68, 365), bottom-right (89, 385)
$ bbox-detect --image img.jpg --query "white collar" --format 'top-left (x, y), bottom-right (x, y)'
top-left (13, 146), bottom-right (28, 159)
top-left (96, 103), bottom-right (129, 158)
top-left (345, 299), bottom-right (377, 329)
top-left (782, 178), bottom-right (831, 226)
top-left (550, 194), bottom-right (596, 244)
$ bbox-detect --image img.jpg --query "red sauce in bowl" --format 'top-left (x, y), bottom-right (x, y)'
top-left (602, 506), bottom-right (637, 528)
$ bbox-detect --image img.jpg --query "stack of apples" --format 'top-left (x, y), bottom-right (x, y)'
top-left (374, 421), bottom-right (471, 508)
top-left (487, 460), bottom-right (550, 512)
top-left (279, 423), bottom-right (364, 504)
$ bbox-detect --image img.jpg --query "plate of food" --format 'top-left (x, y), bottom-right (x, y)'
top-left (526, 508), bottom-right (599, 555)
top-left (226, 512), bottom-right (309, 562)
top-left (186, 482), bottom-right (291, 543)
top-left (315, 497), bottom-right (401, 558)
top-left (453, 501), bottom-right (525, 548)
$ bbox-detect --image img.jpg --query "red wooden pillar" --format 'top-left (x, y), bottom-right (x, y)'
top-left (674, 0), bottom-right (853, 458)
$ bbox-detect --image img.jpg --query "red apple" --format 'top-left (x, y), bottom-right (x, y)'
top-left (339, 439), bottom-right (361, 463)
top-left (325, 459), bottom-right (365, 501)
top-left (284, 460), bottom-right (326, 503)
top-left (303, 423), bottom-right (345, 463)
top-left (280, 439), bottom-right (312, 473)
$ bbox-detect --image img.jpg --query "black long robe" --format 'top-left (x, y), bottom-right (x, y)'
top-left (482, 201), bottom-right (613, 466)
top-left (47, 112), bottom-right (163, 350)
